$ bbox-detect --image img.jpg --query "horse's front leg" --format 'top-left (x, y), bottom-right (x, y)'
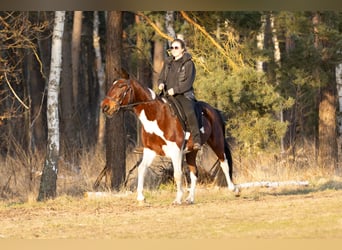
top-left (137, 148), bottom-right (156, 203)
top-left (171, 152), bottom-right (184, 205)
top-left (185, 151), bottom-right (198, 204)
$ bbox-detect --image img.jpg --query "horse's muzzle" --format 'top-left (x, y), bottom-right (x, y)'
top-left (102, 104), bottom-right (119, 118)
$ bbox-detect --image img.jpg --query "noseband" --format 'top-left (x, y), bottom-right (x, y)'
top-left (105, 79), bottom-right (158, 114)
top-left (105, 80), bottom-right (134, 112)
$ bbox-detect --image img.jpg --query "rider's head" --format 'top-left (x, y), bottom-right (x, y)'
top-left (170, 38), bottom-right (186, 60)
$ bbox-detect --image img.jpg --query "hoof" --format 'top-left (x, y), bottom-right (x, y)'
top-left (185, 199), bottom-right (194, 205)
top-left (172, 200), bottom-right (182, 205)
top-left (234, 187), bottom-right (241, 197)
top-left (137, 199), bottom-right (146, 206)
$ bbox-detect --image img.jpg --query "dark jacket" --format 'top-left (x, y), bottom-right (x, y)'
top-left (158, 52), bottom-right (196, 99)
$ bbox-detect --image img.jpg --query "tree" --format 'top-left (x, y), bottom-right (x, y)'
top-left (93, 11), bottom-right (106, 145)
top-left (104, 11), bottom-right (126, 190)
top-left (60, 11), bottom-right (78, 167)
top-left (37, 11), bottom-right (65, 201)
top-left (312, 12), bottom-right (338, 169)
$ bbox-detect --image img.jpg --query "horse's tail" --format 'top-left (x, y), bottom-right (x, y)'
top-left (213, 108), bottom-right (233, 179)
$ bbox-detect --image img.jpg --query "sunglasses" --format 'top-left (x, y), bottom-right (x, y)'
top-left (170, 46), bottom-right (180, 50)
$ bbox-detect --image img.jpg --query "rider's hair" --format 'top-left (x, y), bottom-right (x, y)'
top-left (171, 38), bottom-right (186, 50)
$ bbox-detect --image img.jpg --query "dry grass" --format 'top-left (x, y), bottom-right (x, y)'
top-left (0, 145), bottom-right (342, 239)
top-left (0, 182), bottom-right (342, 239)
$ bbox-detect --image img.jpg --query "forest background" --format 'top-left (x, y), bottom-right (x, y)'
top-left (1, 11), bottom-right (342, 201)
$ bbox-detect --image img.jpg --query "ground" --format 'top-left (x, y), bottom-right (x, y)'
top-left (0, 179), bottom-right (342, 240)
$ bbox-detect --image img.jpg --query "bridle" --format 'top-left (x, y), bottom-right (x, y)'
top-left (105, 79), bottom-right (155, 112)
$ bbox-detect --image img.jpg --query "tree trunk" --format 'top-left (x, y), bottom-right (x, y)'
top-left (336, 63), bottom-right (342, 134)
top-left (152, 22), bottom-right (164, 89)
top-left (318, 84), bottom-right (338, 169)
top-left (60, 11), bottom-right (79, 170)
top-left (270, 12), bottom-right (285, 153)
top-left (165, 11), bottom-right (176, 46)
top-left (71, 11), bottom-right (82, 109)
top-left (93, 11), bottom-right (106, 146)
top-left (313, 12), bottom-right (338, 170)
top-left (79, 11), bottom-right (98, 148)
top-left (256, 14), bottom-right (266, 72)
top-left (25, 43), bottom-right (47, 152)
top-left (38, 11), bottom-right (65, 201)
top-left (104, 11), bottom-right (126, 190)
top-left (135, 14), bottom-right (152, 88)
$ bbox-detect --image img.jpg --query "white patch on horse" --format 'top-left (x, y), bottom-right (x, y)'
top-left (148, 88), bottom-right (156, 99)
top-left (138, 109), bottom-right (185, 204)
top-left (137, 148), bottom-right (156, 201)
top-left (220, 154), bottom-right (236, 191)
top-left (138, 109), bottom-right (182, 157)
top-left (139, 110), bottom-right (164, 137)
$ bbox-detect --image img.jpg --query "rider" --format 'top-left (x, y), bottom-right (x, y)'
top-left (158, 38), bottom-right (202, 150)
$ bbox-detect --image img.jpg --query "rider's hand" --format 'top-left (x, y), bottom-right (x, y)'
top-left (167, 88), bottom-right (174, 96)
top-left (158, 83), bottom-right (165, 90)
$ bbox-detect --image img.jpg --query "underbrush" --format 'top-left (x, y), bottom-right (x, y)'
top-left (0, 143), bottom-right (341, 204)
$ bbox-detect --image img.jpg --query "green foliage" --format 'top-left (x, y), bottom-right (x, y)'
top-left (137, 11), bottom-right (342, 155)
top-left (195, 64), bottom-right (293, 154)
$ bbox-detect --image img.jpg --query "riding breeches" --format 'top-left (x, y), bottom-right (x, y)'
top-left (174, 94), bottom-right (201, 145)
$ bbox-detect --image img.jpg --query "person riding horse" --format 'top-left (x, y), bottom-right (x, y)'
top-left (158, 38), bottom-right (202, 151)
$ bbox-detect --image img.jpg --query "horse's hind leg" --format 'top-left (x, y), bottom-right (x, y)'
top-left (211, 141), bottom-right (239, 196)
top-left (219, 157), bottom-right (237, 192)
top-left (136, 148), bottom-right (156, 203)
top-left (185, 151), bottom-right (198, 204)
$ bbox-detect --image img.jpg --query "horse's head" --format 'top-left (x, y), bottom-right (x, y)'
top-left (101, 79), bottom-right (133, 117)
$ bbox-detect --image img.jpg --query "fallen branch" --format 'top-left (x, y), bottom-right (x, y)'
top-left (237, 180), bottom-right (309, 189)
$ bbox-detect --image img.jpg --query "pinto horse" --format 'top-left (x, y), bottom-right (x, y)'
top-left (101, 78), bottom-right (239, 204)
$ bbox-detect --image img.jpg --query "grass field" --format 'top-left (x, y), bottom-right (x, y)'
top-left (1, 177), bottom-right (342, 239)
top-left (1, 145), bottom-right (342, 242)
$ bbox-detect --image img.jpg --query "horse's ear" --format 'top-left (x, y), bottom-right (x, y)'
top-left (120, 67), bottom-right (130, 79)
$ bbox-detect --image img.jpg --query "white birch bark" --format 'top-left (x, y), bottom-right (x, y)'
top-left (93, 11), bottom-right (106, 145)
top-left (38, 11), bottom-right (65, 200)
top-left (270, 12), bottom-right (285, 153)
top-left (256, 14), bottom-right (266, 72)
top-left (336, 63), bottom-right (342, 133)
top-left (46, 11), bottom-right (65, 174)
top-left (165, 11), bottom-right (176, 47)
top-left (270, 13), bottom-right (281, 65)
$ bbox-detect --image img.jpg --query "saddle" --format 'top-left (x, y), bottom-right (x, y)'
top-left (163, 95), bottom-right (203, 133)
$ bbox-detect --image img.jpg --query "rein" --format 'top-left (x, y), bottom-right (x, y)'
top-left (105, 79), bottom-right (157, 112)
top-left (110, 99), bottom-right (156, 110)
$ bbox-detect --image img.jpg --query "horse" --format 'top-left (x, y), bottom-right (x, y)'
top-left (101, 78), bottom-right (239, 204)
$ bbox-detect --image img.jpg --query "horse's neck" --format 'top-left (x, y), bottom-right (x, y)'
top-left (132, 84), bottom-right (154, 103)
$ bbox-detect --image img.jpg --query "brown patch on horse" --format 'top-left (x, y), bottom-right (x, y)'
top-left (140, 128), bottom-right (167, 156)
top-left (135, 101), bottom-right (185, 150)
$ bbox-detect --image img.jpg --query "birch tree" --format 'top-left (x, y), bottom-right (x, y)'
top-left (165, 11), bottom-right (176, 46)
top-left (37, 11), bottom-right (65, 201)
top-left (93, 11), bottom-right (106, 145)
top-left (256, 14), bottom-right (266, 72)
top-left (336, 62), bottom-right (342, 134)
top-left (270, 12), bottom-right (285, 153)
